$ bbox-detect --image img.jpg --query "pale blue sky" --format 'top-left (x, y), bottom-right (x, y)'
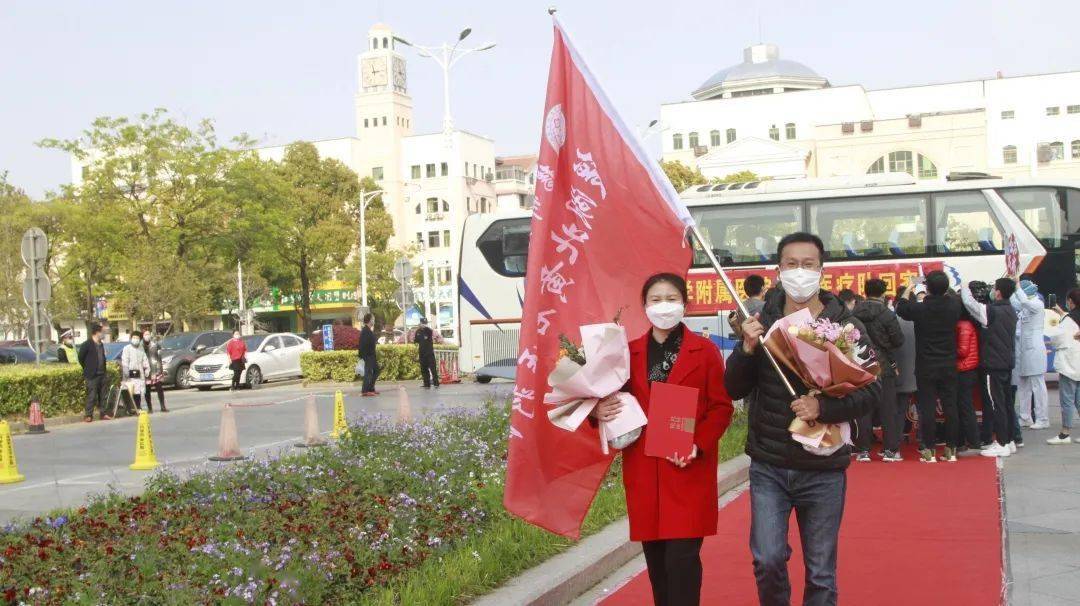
top-left (2, 0), bottom-right (1079, 197)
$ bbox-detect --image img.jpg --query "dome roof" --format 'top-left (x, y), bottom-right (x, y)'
top-left (692, 44), bottom-right (826, 100)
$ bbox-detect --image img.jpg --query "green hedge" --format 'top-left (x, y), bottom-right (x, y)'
top-left (0, 364), bottom-right (121, 418)
top-left (301, 345), bottom-right (459, 383)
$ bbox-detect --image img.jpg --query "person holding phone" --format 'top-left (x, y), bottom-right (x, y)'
top-left (1047, 288), bottom-right (1080, 444)
top-left (593, 272), bottom-right (734, 606)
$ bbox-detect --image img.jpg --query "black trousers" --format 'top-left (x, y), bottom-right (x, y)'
top-left (419, 355), bottom-right (439, 387)
top-left (978, 369), bottom-right (1013, 446)
top-left (361, 355), bottom-right (380, 393)
top-left (955, 370), bottom-right (982, 448)
top-left (915, 366), bottom-right (959, 449)
top-left (642, 538), bottom-right (704, 606)
top-left (84, 375), bottom-right (108, 418)
top-left (230, 360), bottom-right (245, 388)
top-left (144, 383), bottom-right (165, 412)
top-left (854, 372), bottom-right (900, 453)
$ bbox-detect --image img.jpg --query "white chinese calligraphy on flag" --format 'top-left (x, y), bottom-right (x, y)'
top-left (503, 15), bottom-right (695, 539)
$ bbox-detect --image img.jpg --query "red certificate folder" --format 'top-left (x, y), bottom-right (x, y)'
top-left (644, 382), bottom-right (699, 459)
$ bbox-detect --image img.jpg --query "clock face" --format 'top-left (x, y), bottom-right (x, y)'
top-left (362, 58), bottom-right (387, 87)
top-left (392, 58), bottom-right (407, 90)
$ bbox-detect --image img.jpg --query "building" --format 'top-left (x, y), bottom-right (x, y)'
top-left (661, 43), bottom-right (1080, 181)
top-left (494, 155), bottom-right (537, 214)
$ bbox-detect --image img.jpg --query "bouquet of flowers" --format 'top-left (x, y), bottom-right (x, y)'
top-left (762, 308), bottom-right (879, 456)
top-left (546, 322), bottom-right (648, 455)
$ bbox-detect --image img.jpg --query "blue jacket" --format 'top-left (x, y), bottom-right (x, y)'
top-left (1011, 289), bottom-right (1046, 377)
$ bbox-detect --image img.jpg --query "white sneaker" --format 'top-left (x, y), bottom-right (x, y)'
top-left (1047, 433), bottom-right (1072, 445)
top-left (1019, 420), bottom-right (1033, 428)
top-left (981, 443), bottom-right (1011, 457)
top-left (1008, 441), bottom-right (1018, 453)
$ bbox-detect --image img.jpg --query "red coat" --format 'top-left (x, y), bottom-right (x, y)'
top-left (956, 319), bottom-right (979, 372)
top-left (621, 325), bottom-right (734, 541)
top-left (226, 338), bottom-right (247, 362)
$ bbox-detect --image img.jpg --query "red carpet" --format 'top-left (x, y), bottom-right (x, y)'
top-left (601, 447), bottom-right (1003, 605)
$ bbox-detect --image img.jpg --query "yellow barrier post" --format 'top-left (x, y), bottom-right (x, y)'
top-left (129, 411), bottom-right (160, 471)
top-left (331, 390), bottom-right (349, 439)
top-left (0, 420), bottom-right (25, 484)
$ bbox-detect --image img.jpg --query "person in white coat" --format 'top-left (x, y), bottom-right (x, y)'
top-left (120, 332), bottom-right (151, 413)
top-left (1012, 279), bottom-right (1049, 430)
top-left (1047, 288), bottom-right (1080, 444)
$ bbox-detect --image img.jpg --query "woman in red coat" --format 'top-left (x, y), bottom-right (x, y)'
top-left (954, 310), bottom-right (983, 457)
top-left (596, 273), bottom-right (735, 606)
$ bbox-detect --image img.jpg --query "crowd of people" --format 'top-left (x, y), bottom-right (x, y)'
top-left (730, 268), bottom-right (1078, 464)
top-left (77, 322), bottom-right (170, 422)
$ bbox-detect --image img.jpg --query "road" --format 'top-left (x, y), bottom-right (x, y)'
top-left (0, 380), bottom-right (511, 525)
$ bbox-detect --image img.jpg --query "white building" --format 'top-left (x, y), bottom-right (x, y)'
top-left (661, 43), bottom-right (1080, 181)
top-left (493, 155), bottom-right (537, 214)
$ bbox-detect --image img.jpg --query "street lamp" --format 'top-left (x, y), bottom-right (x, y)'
top-left (358, 183), bottom-right (419, 311)
top-left (396, 28), bottom-right (495, 344)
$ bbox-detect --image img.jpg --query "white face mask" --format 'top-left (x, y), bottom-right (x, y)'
top-left (646, 301), bottom-right (685, 330)
top-left (779, 268), bottom-right (822, 304)
top-left (131, 338), bottom-right (141, 347)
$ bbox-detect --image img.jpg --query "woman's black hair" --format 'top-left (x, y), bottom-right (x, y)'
top-left (641, 273), bottom-right (688, 304)
top-left (1067, 288), bottom-right (1080, 310)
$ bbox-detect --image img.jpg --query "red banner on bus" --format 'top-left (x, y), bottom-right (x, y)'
top-left (685, 261), bottom-right (943, 315)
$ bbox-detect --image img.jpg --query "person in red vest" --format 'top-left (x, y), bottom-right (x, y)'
top-left (594, 272), bottom-right (734, 606)
top-left (226, 330), bottom-right (247, 391)
top-left (954, 307), bottom-right (983, 457)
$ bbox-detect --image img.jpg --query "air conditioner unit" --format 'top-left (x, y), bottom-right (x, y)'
top-left (841, 122), bottom-right (854, 134)
top-left (1037, 144), bottom-right (1054, 163)
top-left (860, 120), bottom-right (874, 132)
top-left (693, 145), bottom-right (709, 157)
top-left (908, 115), bottom-right (922, 128)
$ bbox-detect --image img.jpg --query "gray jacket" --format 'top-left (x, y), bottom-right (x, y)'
top-left (1011, 290), bottom-right (1047, 377)
top-left (895, 315), bottom-right (917, 393)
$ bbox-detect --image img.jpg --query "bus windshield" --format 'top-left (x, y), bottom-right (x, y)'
top-left (998, 187), bottom-right (1066, 248)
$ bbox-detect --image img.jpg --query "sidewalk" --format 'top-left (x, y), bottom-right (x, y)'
top-left (1004, 385), bottom-right (1080, 606)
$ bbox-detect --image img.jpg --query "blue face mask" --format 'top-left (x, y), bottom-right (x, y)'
top-left (1020, 280), bottom-right (1038, 298)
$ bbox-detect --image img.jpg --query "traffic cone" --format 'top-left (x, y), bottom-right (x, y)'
top-left (331, 391), bottom-right (348, 440)
top-left (0, 420), bottom-right (25, 484)
top-left (27, 398), bottom-right (48, 434)
top-left (295, 394), bottom-right (327, 448)
top-left (129, 411), bottom-right (160, 471)
top-left (209, 405), bottom-right (246, 462)
top-left (397, 385), bottom-right (412, 425)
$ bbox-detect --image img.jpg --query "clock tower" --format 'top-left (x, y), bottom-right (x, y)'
top-left (355, 23), bottom-right (413, 239)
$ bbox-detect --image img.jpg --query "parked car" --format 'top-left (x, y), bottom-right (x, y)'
top-left (103, 342), bottom-right (127, 361)
top-left (158, 331), bottom-right (231, 389)
top-left (0, 345), bottom-right (59, 364)
top-left (187, 333), bottom-right (311, 390)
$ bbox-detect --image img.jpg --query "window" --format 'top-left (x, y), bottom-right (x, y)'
top-left (1073, 140), bottom-right (1080, 159)
top-left (477, 218), bottom-right (531, 277)
top-left (440, 162), bottom-right (448, 176)
top-left (1047, 106), bottom-right (1060, 116)
top-left (710, 130), bottom-right (721, 146)
top-left (1050, 142), bottom-right (1065, 160)
top-left (411, 165), bottom-right (421, 179)
top-left (726, 128), bottom-right (736, 144)
top-left (364, 118), bottom-right (369, 128)
top-left (688, 132), bottom-right (699, 148)
top-left (866, 151), bottom-right (937, 179)
top-left (382, 37), bottom-right (389, 49)
top-left (372, 166), bottom-right (384, 180)
top-left (1003, 146), bottom-right (1017, 164)
top-left (768, 125), bottom-right (779, 141)
top-left (933, 191), bottom-right (1003, 253)
top-left (264, 336), bottom-right (283, 352)
top-left (414, 203), bottom-right (421, 214)
top-left (998, 187), bottom-right (1066, 248)
top-left (785, 123), bottom-right (796, 140)
top-left (442, 199), bottom-right (450, 212)
top-left (690, 202), bottom-right (802, 265)
top-left (917, 154), bottom-right (938, 179)
top-left (428, 232), bottom-right (440, 248)
top-left (810, 194), bottom-right (928, 258)
top-left (282, 335), bottom-right (302, 348)
top-left (426, 163), bottom-right (436, 178)
top-left (888, 151), bottom-right (912, 174)
top-left (1001, 110), bottom-right (1015, 119)
top-left (416, 232), bottom-right (423, 245)
top-left (673, 134), bottom-right (683, 150)
top-left (382, 116), bottom-right (387, 126)
top-left (867, 157), bottom-right (885, 174)
top-left (426, 198), bottom-right (439, 214)
top-left (442, 230), bottom-right (451, 248)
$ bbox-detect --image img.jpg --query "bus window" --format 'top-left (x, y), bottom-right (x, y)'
top-left (810, 194), bottom-right (928, 259)
top-left (691, 202), bottom-right (802, 265)
top-left (932, 191), bottom-right (1004, 253)
top-left (477, 218), bottom-right (531, 277)
top-left (998, 187), bottom-right (1065, 248)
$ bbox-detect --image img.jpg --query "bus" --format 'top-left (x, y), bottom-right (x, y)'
top-left (457, 174), bottom-right (1080, 382)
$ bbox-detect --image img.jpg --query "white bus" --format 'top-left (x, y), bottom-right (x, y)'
top-left (458, 174), bottom-right (1080, 382)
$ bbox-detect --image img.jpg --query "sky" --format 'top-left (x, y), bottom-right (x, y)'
top-left (2, 0), bottom-right (1079, 197)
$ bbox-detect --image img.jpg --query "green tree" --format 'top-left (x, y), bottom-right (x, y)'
top-left (719, 170), bottom-right (763, 183)
top-left (270, 142), bottom-right (360, 334)
top-left (0, 173), bottom-right (33, 337)
top-left (660, 160), bottom-right (708, 193)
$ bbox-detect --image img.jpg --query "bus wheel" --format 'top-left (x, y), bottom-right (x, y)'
top-left (476, 375), bottom-right (492, 384)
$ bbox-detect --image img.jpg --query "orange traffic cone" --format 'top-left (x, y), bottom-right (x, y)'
top-left (27, 398), bottom-right (48, 434)
top-left (209, 405), bottom-right (246, 461)
top-left (295, 394), bottom-right (327, 448)
top-left (397, 385), bottom-right (412, 425)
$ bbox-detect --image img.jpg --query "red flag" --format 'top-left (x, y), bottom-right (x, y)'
top-left (503, 16), bottom-right (695, 539)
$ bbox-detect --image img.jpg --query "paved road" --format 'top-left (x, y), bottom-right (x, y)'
top-left (0, 380), bottom-right (511, 525)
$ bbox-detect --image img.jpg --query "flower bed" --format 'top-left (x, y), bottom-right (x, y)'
top-left (0, 406), bottom-right (748, 605)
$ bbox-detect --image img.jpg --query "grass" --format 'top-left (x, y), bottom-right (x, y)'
top-left (362, 407), bottom-right (749, 606)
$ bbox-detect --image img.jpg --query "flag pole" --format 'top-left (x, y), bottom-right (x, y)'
top-left (687, 223), bottom-right (798, 398)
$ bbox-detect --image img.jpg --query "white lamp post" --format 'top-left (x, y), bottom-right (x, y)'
top-left (397, 28), bottom-right (494, 343)
top-left (357, 188), bottom-right (387, 311)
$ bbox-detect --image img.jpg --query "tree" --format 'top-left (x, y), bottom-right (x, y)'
top-left (0, 173), bottom-right (33, 337)
top-left (719, 170), bottom-right (762, 184)
top-left (270, 142), bottom-right (360, 334)
top-left (660, 160), bottom-right (708, 193)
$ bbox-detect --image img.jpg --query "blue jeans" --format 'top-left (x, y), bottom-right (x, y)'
top-left (750, 460), bottom-right (847, 606)
top-left (1060, 376), bottom-right (1080, 430)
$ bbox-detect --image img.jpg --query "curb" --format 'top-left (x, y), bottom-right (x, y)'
top-left (471, 455), bottom-right (751, 606)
